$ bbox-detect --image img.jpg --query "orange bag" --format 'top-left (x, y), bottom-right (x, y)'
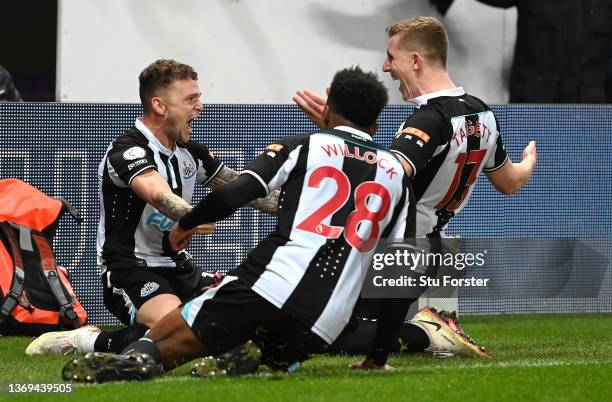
top-left (0, 179), bottom-right (87, 335)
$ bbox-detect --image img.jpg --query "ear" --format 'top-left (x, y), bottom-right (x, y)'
top-left (151, 97), bottom-right (166, 116)
top-left (367, 121), bottom-right (379, 137)
top-left (321, 104), bottom-right (332, 129)
top-left (412, 52), bottom-right (424, 70)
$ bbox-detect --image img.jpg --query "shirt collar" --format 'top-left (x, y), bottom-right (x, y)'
top-left (333, 125), bottom-right (373, 141)
top-left (135, 118), bottom-right (175, 156)
top-left (409, 87), bottom-right (466, 107)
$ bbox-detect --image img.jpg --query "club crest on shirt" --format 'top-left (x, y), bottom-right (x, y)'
top-left (182, 160), bottom-right (196, 179)
top-left (122, 146), bottom-right (147, 160)
top-left (140, 282), bottom-right (159, 297)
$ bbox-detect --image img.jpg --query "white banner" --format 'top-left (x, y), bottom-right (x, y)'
top-left (58, 0), bottom-right (516, 104)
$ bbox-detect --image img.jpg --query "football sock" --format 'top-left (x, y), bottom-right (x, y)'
top-left (75, 330), bottom-right (100, 354)
top-left (331, 318), bottom-right (430, 354)
top-left (93, 323), bottom-right (149, 353)
top-left (398, 322), bottom-right (430, 352)
top-left (331, 318), bottom-right (378, 354)
top-left (121, 337), bottom-right (162, 363)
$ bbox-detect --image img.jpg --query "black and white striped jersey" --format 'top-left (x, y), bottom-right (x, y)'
top-left (390, 88), bottom-right (508, 238)
top-left (97, 119), bottom-right (223, 270)
top-left (232, 126), bottom-right (412, 344)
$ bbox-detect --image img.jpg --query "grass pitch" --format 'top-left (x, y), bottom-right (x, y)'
top-left (0, 313), bottom-right (610, 402)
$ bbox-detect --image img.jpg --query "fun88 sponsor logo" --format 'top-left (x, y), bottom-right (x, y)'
top-left (145, 211), bottom-right (175, 231)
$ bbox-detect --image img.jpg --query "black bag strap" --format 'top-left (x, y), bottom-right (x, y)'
top-left (0, 223), bottom-right (27, 327)
top-left (30, 233), bottom-right (81, 328)
top-left (57, 197), bottom-right (81, 224)
top-left (42, 197), bottom-right (82, 240)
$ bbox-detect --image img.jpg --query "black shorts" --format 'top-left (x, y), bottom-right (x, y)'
top-left (180, 276), bottom-right (327, 370)
top-left (102, 261), bottom-right (205, 326)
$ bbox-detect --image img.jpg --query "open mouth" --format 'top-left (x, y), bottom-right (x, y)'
top-left (186, 118), bottom-right (194, 132)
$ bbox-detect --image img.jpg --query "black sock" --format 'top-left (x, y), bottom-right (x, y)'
top-left (94, 323), bottom-right (149, 353)
top-left (331, 318), bottom-right (378, 354)
top-left (397, 322), bottom-right (430, 353)
top-left (331, 319), bottom-right (430, 354)
top-left (121, 338), bottom-right (162, 363)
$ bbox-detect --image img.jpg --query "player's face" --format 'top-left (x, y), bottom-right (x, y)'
top-left (161, 79), bottom-right (203, 145)
top-left (382, 35), bottom-right (416, 101)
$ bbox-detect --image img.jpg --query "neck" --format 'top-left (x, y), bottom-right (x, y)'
top-left (410, 69), bottom-right (456, 99)
top-left (141, 114), bottom-right (175, 150)
top-left (327, 116), bottom-right (374, 137)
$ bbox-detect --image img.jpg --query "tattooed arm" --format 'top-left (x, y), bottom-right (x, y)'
top-left (129, 169), bottom-right (215, 238)
top-left (207, 165), bottom-right (279, 216)
top-left (131, 169), bottom-right (192, 220)
top-left (249, 187), bottom-right (279, 216)
top-left (152, 191), bottom-right (193, 220)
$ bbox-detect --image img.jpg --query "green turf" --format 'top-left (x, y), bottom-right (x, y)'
top-left (0, 314), bottom-right (611, 402)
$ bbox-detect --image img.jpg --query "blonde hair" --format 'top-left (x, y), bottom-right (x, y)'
top-left (387, 16), bottom-right (448, 69)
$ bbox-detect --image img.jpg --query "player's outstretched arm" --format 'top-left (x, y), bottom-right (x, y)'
top-left (292, 87), bottom-right (329, 128)
top-left (131, 170), bottom-right (215, 240)
top-left (486, 140), bottom-right (537, 195)
top-left (169, 174), bottom-right (266, 251)
top-left (207, 165), bottom-right (279, 216)
top-left (131, 169), bottom-right (193, 220)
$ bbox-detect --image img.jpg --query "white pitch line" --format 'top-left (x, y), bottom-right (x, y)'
top-left (396, 359), bottom-right (612, 372)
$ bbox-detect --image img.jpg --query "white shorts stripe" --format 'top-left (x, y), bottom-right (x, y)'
top-left (180, 275), bottom-right (238, 327)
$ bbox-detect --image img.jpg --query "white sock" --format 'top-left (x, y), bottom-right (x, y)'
top-left (76, 331), bottom-right (99, 353)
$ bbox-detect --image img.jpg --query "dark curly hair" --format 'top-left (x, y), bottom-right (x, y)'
top-left (327, 66), bottom-right (388, 128)
top-left (139, 59), bottom-right (198, 112)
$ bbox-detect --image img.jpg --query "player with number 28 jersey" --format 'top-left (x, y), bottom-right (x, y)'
top-left (226, 126), bottom-right (412, 343)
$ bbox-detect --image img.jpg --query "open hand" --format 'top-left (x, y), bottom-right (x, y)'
top-left (292, 87), bottom-right (329, 127)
